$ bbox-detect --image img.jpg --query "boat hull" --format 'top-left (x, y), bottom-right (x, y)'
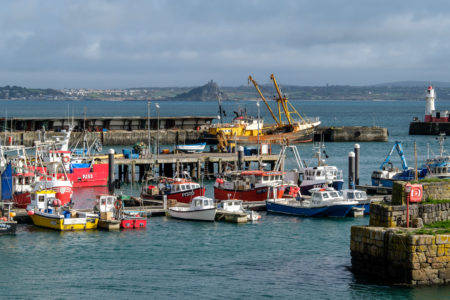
top-left (214, 186), bottom-right (284, 202)
top-left (203, 129), bottom-right (314, 145)
top-left (67, 163), bottom-right (109, 187)
top-left (0, 221), bottom-right (17, 235)
top-left (30, 212), bottom-right (98, 231)
top-left (324, 204), bottom-right (355, 217)
top-left (266, 200), bottom-right (329, 217)
top-left (98, 219), bottom-right (121, 230)
top-left (120, 218), bottom-right (147, 229)
top-left (168, 207), bottom-right (216, 221)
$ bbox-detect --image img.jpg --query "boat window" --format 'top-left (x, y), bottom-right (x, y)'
top-left (107, 197), bottom-right (114, 204)
top-left (195, 199), bottom-right (201, 206)
top-left (330, 192), bottom-right (339, 198)
top-left (181, 185), bottom-right (187, 190)
top-left (234, 201), bottom-right (240, 206)
top-left (361, 192), bottom-right (367, 198)
top-left (322, 193), bottom-right (329, 199)
top-left (39, 195), bottom-right (45, 202)
top-left (347, 192), bottom-right (354, 199)
top-left (312, 193), bottom-right (321, 201)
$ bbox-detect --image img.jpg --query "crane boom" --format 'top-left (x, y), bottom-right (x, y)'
top-left (270, 74), bottom-right (292, 126)
top-left (248, 75), bottom-right (281, 126)
top-left (380, 141), bottom-right (408, 170)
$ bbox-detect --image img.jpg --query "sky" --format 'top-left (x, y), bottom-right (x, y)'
top-left (1, 0), bottom-right (450, 89)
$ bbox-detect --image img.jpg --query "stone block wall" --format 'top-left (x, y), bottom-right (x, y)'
top-left (369, 202), bottom-right (450, 227)
top-left (392, 181), bottom-right (450, 206)
top-left (351, 226), bottom-right (450, 285)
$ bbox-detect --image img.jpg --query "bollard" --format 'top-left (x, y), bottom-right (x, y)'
top-left (348, 151), bottom-right (355, 189)
top-left (108, 149), bottom-right (115, 195)
top-left (238, 146), bottom-right (244, 170)
top-left (354, 144), bottom-right (360, 185)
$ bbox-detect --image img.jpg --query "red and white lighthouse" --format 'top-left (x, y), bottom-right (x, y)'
top-left (424, 85), bottom-right (435, 122)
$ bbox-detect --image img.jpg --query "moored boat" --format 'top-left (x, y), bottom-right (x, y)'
top-left (94, 194), bottom-right (147, 229)
top-left (340, 189), bottom-right (370, 214)
top-left (214, 170), bottom-right (285, 202)
top-left (175, 142), bottom-right (206, 153)
top-left (0, 202), bottom-right (17, 235)
top-left (26, 189), bottom-right (98, 231)
top-left (267, 187), bottom-right (357, 218)
top-left (217, 199), bottom-right (261, 222)
top-left (168, 196), bottom-right (216, 221)
top-left (141, 172), bottom-right (205, 204)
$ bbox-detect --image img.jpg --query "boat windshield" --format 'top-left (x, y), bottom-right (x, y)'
top-left (329, 192), bottom-right (339, 198)
top-left (346, 192), bottom-right (354, 199)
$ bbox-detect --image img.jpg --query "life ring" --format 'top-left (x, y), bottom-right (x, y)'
top-left (114, 199), bottom-right (122, 210)
top-left (63, 156), bottom-right (70, 163)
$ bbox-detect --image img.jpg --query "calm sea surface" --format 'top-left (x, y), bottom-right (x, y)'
top-left (1, 99), bottom-right (450, 299)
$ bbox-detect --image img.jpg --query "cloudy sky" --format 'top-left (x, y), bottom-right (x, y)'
top-left (1, 0), bottom-right (450, 88)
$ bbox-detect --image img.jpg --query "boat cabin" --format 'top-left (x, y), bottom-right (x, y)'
top-left (28, 190), bottom-right (58, 212)
top-left (340, 190), bottom-right (367, 201)
top-left (191, 196), bottom-right (215, 210)
top-left (298, 166), bottom-right (342, 183)
top-left (309, 188), bottom-right (343, 204)
top-left (96, 195), bottom-right (117, 213)
top-left (217, 200), bottom-right (244, 212)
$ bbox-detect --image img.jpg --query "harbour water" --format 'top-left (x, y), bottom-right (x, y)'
top-left (1, 99), bottom-right (450, 298)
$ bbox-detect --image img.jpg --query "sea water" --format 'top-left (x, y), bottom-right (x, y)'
top-left (1, 99), bottom-right (450, 299)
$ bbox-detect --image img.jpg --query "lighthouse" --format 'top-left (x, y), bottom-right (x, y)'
top-left (424, 85), bottom-right (435, 122)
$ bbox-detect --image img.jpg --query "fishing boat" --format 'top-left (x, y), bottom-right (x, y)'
top-left (204, 74), bottom-right (320, 145)
top-left (0, 202), bottom-right (17, 235)
top-left (26, 189), bottom-right (98, 231)
top-left (94, 194), bottom-right (121, 230)
top-left (371, 141), bottom-right (427, 187)
top-left (266, 187), bottom-right (357, 217)
top-left (282, 143), bottom-right (344, 195)
top-left (214, 170), bottom-right (285, 202)
top-left (141, 172), bottom-right (205, 204)
top-left (94, 194), bottom-right (147, 229)
top-left (175, 142), bottom-right (206, 153)
top-left (421, 133), bottom-right (450, 178)
top-left (167, 196), bottom-right (216, 221)
top-left (340, 189), bottom-right (370, 214)
top-left (39, 127), bottom-right (109, 188)
top-left (217, 199), bottom-right (261, 221)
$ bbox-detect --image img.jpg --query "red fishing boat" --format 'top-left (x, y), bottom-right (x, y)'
top-left (141, 172), bottom-right (205, 204)
top-left (214, 170), bottom-right (286, 202)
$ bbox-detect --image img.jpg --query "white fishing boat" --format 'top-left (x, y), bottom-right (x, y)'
top-left (175, 142), bottom-right (207, 153)
top-left (167, 196), bottom-right (216, 221)
top-left (340, 189), bottom-right (370, 214)
top-left (217, 199), bottom-right (261, 221)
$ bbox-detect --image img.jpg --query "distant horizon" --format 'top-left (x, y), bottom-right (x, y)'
top-left (2, 80), bottom-right (450, 90)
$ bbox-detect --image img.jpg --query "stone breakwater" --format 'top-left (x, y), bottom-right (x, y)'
top-left (351, 226), bottom-right (450, 285)
top-left (351, 180), bottom-right (450, 286)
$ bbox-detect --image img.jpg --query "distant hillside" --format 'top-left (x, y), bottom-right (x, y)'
top-left (373, 81), bottom-right (450, 88)
top-left (172, 80), bottom-right (228, 101)
top-left (0, 85), bottom-right (64, 100)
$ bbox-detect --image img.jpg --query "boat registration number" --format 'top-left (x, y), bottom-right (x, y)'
top-left (82, 174), bottom-right (94, 180)
top-left (181, 191), bottom-right (195, 197)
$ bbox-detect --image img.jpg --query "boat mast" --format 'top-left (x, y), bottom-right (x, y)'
top-left (248, 75), bottom-right (281, 126)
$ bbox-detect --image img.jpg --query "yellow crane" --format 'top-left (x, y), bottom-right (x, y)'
top-left (249, 74), bottom-right (308, 128)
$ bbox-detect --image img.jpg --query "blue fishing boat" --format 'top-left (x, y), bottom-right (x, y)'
top-left (266, 187), bottom-right (357, 217)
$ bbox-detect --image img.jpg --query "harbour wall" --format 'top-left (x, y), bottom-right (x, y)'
top-left (0, 126), bottom-right (389, 147)
top-left (409, 121), bottom-right (450, 135)
top-left (351, 226), bottom-right (450, 285)
top-left (351, 181), bottom-right (450, 285)
top-left (314, 126), bottom-right (388, 142)
top-left (0, 130), bottom-right (203, 147)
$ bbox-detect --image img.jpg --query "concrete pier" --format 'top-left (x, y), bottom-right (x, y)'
top-left (409, 121), bottom-right (450, 135)
top-left (314, 126), bottom-right (388, 142)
